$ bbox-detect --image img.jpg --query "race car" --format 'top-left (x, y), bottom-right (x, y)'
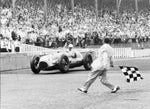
top-left (30, 50), bottom-right (93, 74)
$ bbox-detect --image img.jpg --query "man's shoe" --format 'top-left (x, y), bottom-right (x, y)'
top-left (77, 88), bottom-right (87, 93)
top-left (111, 86), bottom-right (120, 93)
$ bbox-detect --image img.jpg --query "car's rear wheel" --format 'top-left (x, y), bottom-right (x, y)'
top-left (59, 54), bottom-right (69, 73)
top-left (30, 55), bottom-right (40, 74)
top-left (83, 53), bottom-right (93, 70)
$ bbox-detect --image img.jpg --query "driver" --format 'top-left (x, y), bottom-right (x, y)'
top-left (67, 44), bottom-right (83, 61)
top-left (67, 44), bottom-right (77, 58)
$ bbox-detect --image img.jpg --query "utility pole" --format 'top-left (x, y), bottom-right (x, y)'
top-left (71, 0), bottom-right (74, 15)
top-left (116, 0), bottom-right (122, 21)
top-left (95, 0), bottom-right (98, 21)
top-left (116, 0), bottom-right (119, 19)
top-left (44, 0), bottom-right (47, 22)
top-left (12, 0), bottom-right (16, 18)
top-left (135, 0), bottom-right (138, 21)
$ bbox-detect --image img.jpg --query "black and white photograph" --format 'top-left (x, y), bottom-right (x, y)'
top-left (0, 0), bottom-right (150, 109)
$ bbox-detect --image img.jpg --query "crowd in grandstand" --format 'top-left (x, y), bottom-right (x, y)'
top-left (0, 0), bottom-right (150, 52)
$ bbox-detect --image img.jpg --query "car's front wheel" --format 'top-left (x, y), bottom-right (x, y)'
top-left (30, 55), bottom-right (40, 74)
top-left (59, 54), bottom-right (69, 73)
top-left (83, 53), bottom-right (93, 70)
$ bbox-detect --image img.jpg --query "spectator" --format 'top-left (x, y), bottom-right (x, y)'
top-left (0, 0), bottom-right (150, 49)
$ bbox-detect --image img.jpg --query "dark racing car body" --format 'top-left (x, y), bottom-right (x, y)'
top-left (30, 50), bottom-right (93, 74)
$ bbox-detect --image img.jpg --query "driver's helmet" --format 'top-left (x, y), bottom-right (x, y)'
top-left (68, 44), bottom-right (73, 48)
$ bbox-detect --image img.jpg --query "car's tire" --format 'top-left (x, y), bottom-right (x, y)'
top-left (30, 55), bottom-right (40, 74)
top-left (59, 54), bottom-right (69, 73)
top-left (83, 53), bottom-right (93, 70)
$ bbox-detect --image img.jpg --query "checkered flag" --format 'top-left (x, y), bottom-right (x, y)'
top-left (119, 66), bottom-right (143, 82)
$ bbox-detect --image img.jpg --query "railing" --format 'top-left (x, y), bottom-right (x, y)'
top-left (20, 44), bottom-right (53, 55)
top-left (88, 48), bottom-right (132, 59)
top-left (2, 42), bottom-right (150, 58)
top-left (114, 48), bottom-right (132, 59)
top-left (132, 49), bottom-right (150, 58)
top-left (20, 44), bottom-right (133, 58)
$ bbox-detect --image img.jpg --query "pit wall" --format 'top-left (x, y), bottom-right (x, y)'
top-left (0, 53), bottom-right (30, 71)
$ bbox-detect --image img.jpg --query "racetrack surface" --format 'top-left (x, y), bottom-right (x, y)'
top-left (1, 57), bottom-right (150, 109)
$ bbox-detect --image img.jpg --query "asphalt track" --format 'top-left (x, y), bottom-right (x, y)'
top-left (1, 57), bottom-right (150, 109)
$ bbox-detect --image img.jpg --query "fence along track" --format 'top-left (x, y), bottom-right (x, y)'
top-left (20, 44), bottom-right (136, 59)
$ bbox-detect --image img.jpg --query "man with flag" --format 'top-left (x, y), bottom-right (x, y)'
top-left (78, 38), bottom-right (120, 93)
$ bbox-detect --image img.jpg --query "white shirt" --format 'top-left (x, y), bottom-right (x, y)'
top-left (91, 44), bottom-right (113, 70)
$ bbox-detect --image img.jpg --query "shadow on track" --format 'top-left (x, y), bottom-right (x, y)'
top-left (38, 68), bottom-right (87, 75)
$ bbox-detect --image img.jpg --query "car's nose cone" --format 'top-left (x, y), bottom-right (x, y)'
top-left (39, 62), bottom-right (48, 70)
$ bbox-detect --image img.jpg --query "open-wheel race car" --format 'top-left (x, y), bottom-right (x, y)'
top-left (30, 50), bottom-right (93, 74)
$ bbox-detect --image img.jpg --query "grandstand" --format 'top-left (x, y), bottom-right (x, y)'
top-left (0, 0), bottom-right (150, 53)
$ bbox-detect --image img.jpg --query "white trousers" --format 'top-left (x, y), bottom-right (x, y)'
top-left (82, 69), bottom-right (115, 91)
